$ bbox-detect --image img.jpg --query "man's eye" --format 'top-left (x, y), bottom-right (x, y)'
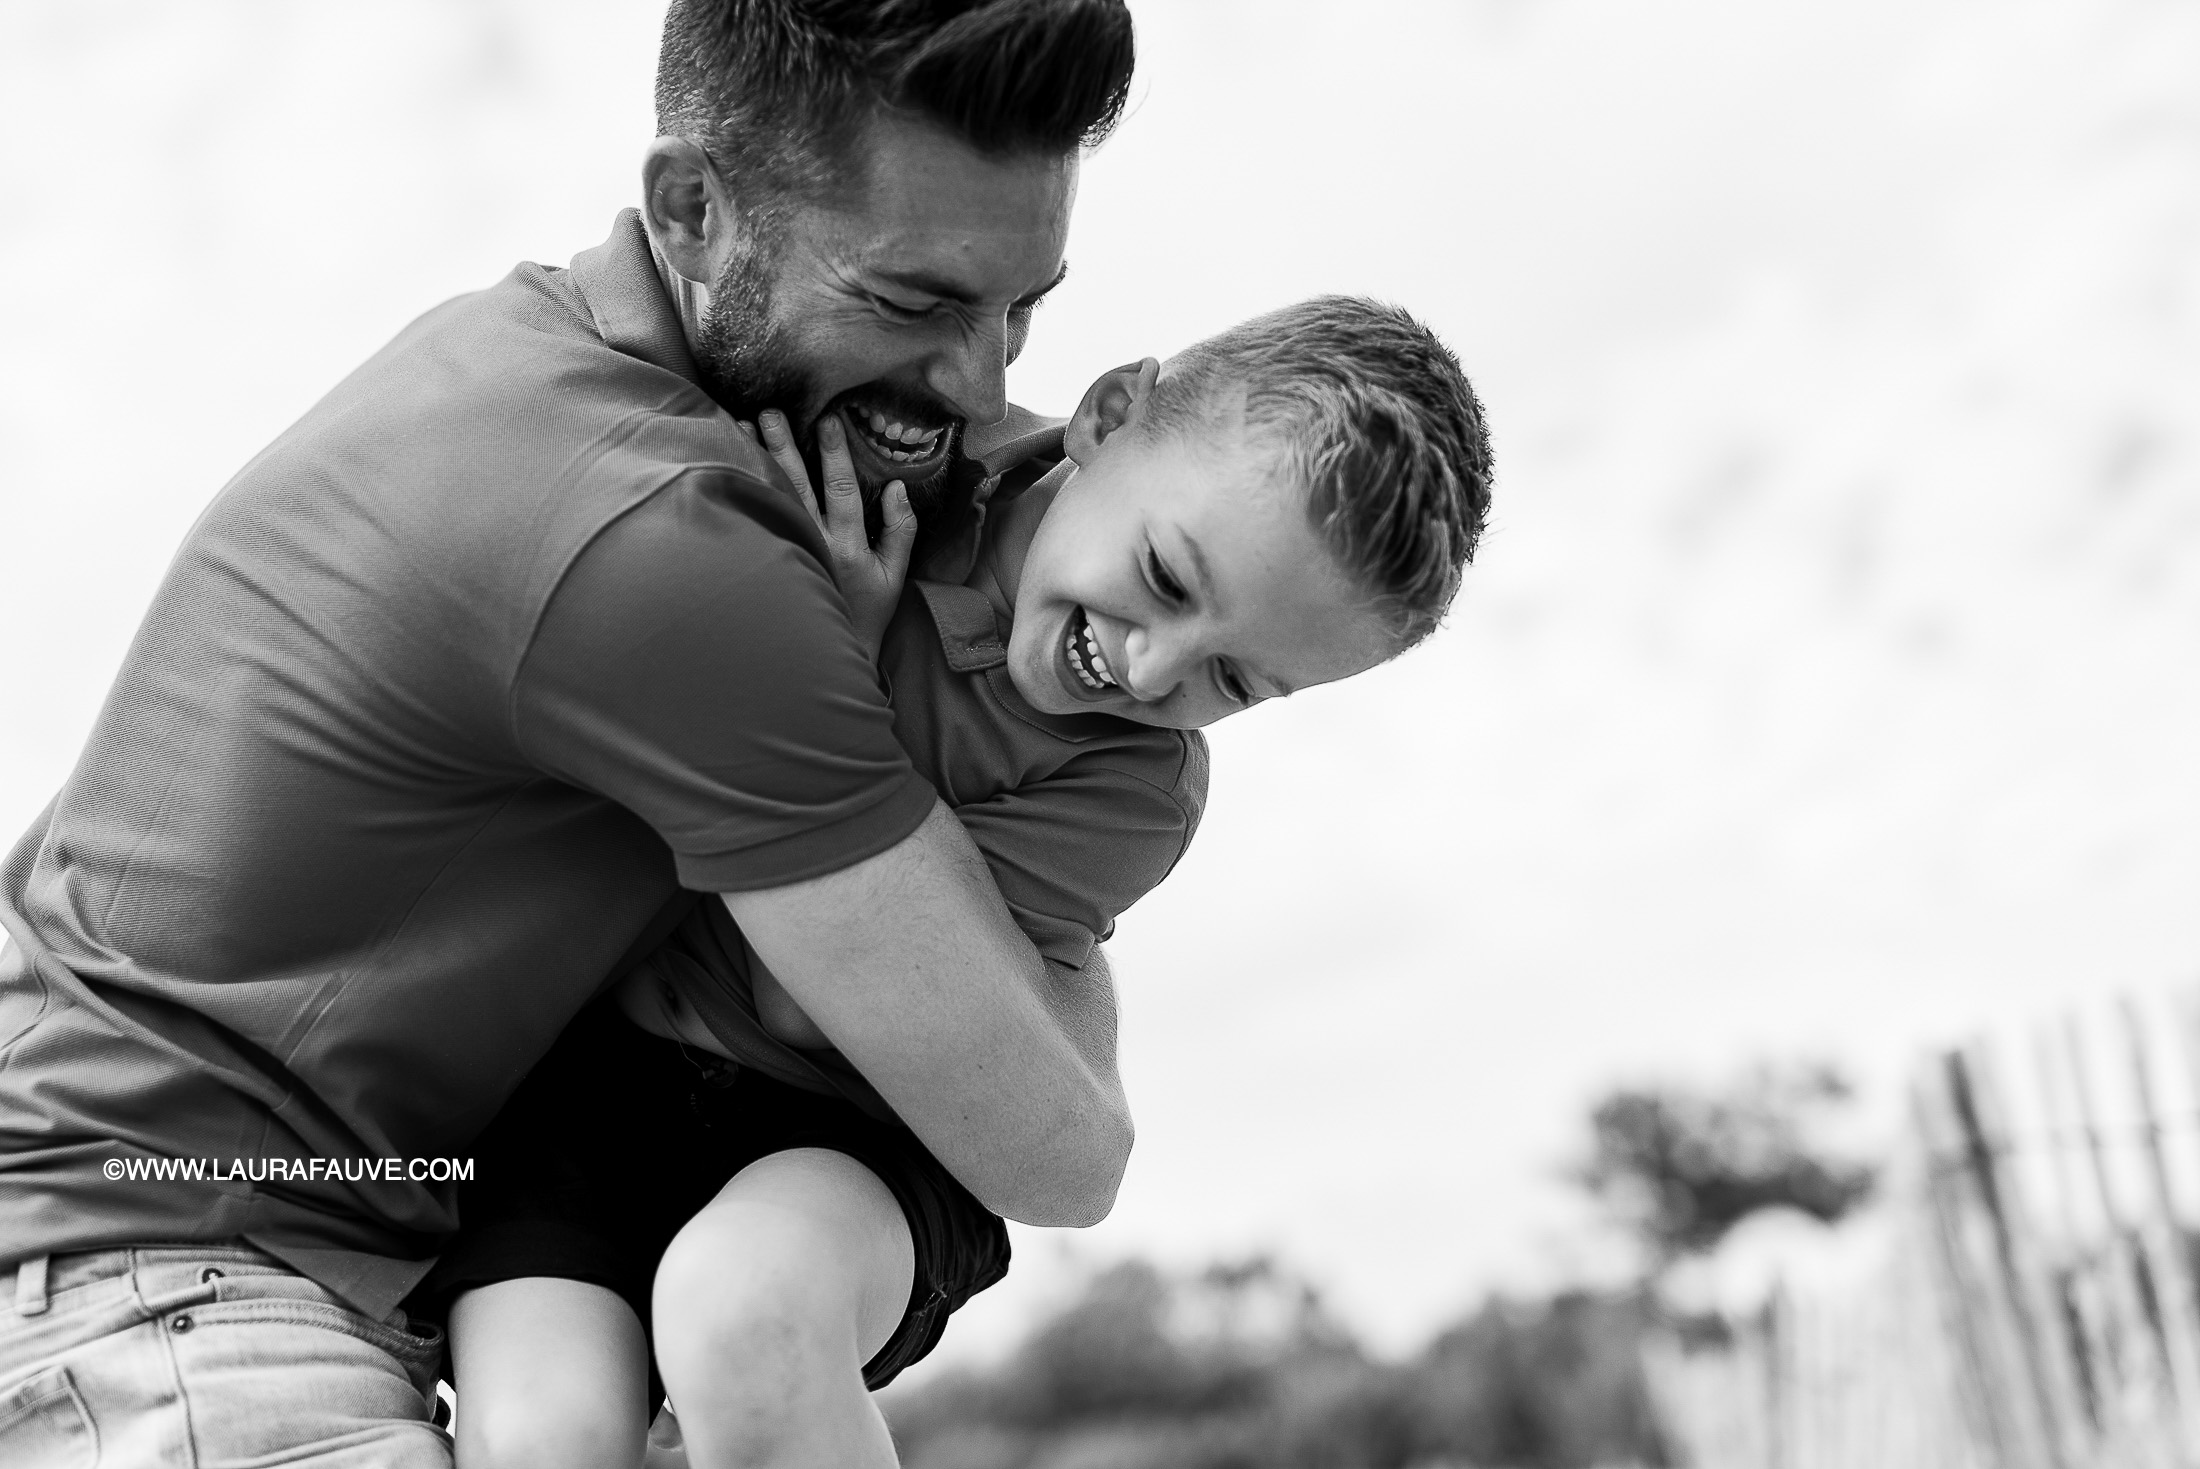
top-left (1145, 548), bottom-right (1186, 604)
top-left (870, 295), bottom-right (931, 323)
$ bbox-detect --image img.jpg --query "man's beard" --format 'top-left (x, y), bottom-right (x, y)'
top-left (690, 240), bottom-right (811, 428)
top-left (688, 246), bottom-right (975, 537)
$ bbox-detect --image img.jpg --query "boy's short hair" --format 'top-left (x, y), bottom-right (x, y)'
top-left (1145, 297), bottom-right (1494, 649)
top-left (656, 0), bottom-right (1135, 215)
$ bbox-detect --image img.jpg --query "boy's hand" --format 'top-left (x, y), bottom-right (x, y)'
top-left (746, 409), bottom-right (915, 657)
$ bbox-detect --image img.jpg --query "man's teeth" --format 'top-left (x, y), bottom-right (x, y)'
top-left (1064, 613), bottom-right (1118, 691)
top-left (859, 409), bottom-right (943, 458)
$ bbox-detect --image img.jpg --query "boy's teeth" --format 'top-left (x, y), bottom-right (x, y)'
top-left (1064, 613), bottom-right (1117, 691)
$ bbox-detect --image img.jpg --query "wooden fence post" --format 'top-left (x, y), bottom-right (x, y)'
top-left (1951, 1045), bottom-right (2087, 1468)
top-left (2033, 1025), bottom-right (2113, 1445)
top-left (1916, 1059), bottom-right (2041, 1467)
top-left (2065, 1011), bottom-right (2186, 1451)
top-left (2117, 995), bottom-right (2200, 1456)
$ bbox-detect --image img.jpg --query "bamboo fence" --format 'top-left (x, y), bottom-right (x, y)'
top-left (1646, 988), bottom-right (2200, 1468)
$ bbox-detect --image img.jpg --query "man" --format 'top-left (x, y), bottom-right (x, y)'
top-left (0, 2), bottom-right (1137, 1461)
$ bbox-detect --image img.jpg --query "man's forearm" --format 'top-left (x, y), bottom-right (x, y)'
top-left (722, 800), bottom-right (1132, 1226)
top-left (749, 936), bottom-right (1126, 1103)
top-left (1040, 946), bottom-right (1124, 1097)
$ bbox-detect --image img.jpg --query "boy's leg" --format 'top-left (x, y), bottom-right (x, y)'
top-left (447, 1277), bottom-right (651, 1469)
top-left (652, 1148), bottom-right (915, 1469)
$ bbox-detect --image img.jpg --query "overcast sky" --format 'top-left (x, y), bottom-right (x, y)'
top-left (4, 0), bottom-right (2196, 1365)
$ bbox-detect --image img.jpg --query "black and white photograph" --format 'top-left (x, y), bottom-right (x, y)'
top-left (2, 2), bottom-right (2196, 1465)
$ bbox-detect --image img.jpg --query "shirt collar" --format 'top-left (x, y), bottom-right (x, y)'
top-left (566, 210), bottom-right (706, 387)
top-left (962, 405), bottom-right (1067, 479)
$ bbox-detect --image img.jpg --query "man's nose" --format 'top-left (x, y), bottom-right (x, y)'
top-left (923, 318), bottom-right (1010, 428)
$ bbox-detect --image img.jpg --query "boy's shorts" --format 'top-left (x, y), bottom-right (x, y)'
top-left (409, 997), bottom-right (1009, 1394)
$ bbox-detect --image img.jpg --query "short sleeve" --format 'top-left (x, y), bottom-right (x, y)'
top-left (953, 732), bottom-right (1208, 970)
top-left (512, 466), bottom-right (937, 891)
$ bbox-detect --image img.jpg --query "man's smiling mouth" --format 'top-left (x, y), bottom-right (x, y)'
top-left (833, 394), bottom-right (953, 477)
top-left (1063, 607), bottom-right (1118, 693)
top-left (854, 406), bottom-right (943, 461)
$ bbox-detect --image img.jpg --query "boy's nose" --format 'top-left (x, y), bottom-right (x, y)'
top-left (1121, 627), bottom-right (1193, 702)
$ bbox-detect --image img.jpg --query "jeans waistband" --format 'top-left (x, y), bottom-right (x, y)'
top-left (5, 1243), bottom-right (289, 1316)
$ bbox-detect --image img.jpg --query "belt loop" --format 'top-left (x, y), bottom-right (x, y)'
top-left (14, 1254), bottom-right (51, 1316)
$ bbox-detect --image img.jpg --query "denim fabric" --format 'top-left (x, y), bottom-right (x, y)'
top-left (0, 1245), bottom-right (448, 1467)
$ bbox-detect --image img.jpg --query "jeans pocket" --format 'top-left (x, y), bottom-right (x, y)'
top-left (168, 1297), bottom-right (448, 1464)
top-left (0, 1364), bottom-right (97, 1468)
top-left (192, 1295), bottom-right (443, 1373)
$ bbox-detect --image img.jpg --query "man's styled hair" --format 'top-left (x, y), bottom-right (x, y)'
top-left (656, 0), bottom-right (1135, 211)
top-left (1146, 298), bottom-right (1495, 649)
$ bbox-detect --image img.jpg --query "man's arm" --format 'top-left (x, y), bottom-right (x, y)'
top-left (1034, 945), bottom-right (1121, 1088)
top-left (722, 799), bottom-right (1132, 1227)
top-left (748, 928), bottom-right (1121, 1074)
top-left (716, 415), bottom-right (1132, 1222)
top-left (519, 448), bottom-right (1139, 1227)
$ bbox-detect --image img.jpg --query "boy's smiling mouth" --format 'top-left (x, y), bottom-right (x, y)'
top-left (1062, 607), bottom-right (1119, 696)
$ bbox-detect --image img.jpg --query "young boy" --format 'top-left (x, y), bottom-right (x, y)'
top-left (416, 296), bottom-right (1493, 1469)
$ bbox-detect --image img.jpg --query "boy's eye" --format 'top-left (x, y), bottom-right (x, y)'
top-left (1217, 663), bottom-right (1253, 706)
top-left (1145, 547), bottom-right (1186, 604)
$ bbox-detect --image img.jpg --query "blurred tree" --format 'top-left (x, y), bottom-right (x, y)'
top-left (1404, 1291), bottom-right (1669, 1468)
top-left (884, 1258), bottom-right (1669, 1469)
top-left (1576, 1060), bottom-right (1877, 1265)
top-left (888, 1066), bottom-right (1876, 1464)
top-left (992, 1259), bottom-right (1272, 1422)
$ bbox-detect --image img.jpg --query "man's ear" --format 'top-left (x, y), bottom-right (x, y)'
top-left (1063, 358), bottom-right (1162, 465)
top-left (641, 137), bottom-right (730, 286)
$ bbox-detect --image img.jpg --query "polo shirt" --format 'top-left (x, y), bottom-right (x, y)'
top-left (0, 212), bottom-right (935, 1314)
top-left (645, 448), bottom-right (1212, 1119)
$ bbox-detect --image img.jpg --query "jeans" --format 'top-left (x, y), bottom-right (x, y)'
top-left (0, 1245), bottom-right (449, 1467)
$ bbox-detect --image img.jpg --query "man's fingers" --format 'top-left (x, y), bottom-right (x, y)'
top-left (878, 480), bottom-right (917, 580)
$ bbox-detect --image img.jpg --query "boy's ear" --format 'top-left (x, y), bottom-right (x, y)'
top-left (1064, 358), bottom-right (1162, 466)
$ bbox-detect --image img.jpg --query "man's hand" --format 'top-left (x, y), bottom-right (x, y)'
top-left (722, 800), bottom-right (1134, 1227)
top-left (746, 409), bottom-right (915, 655)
